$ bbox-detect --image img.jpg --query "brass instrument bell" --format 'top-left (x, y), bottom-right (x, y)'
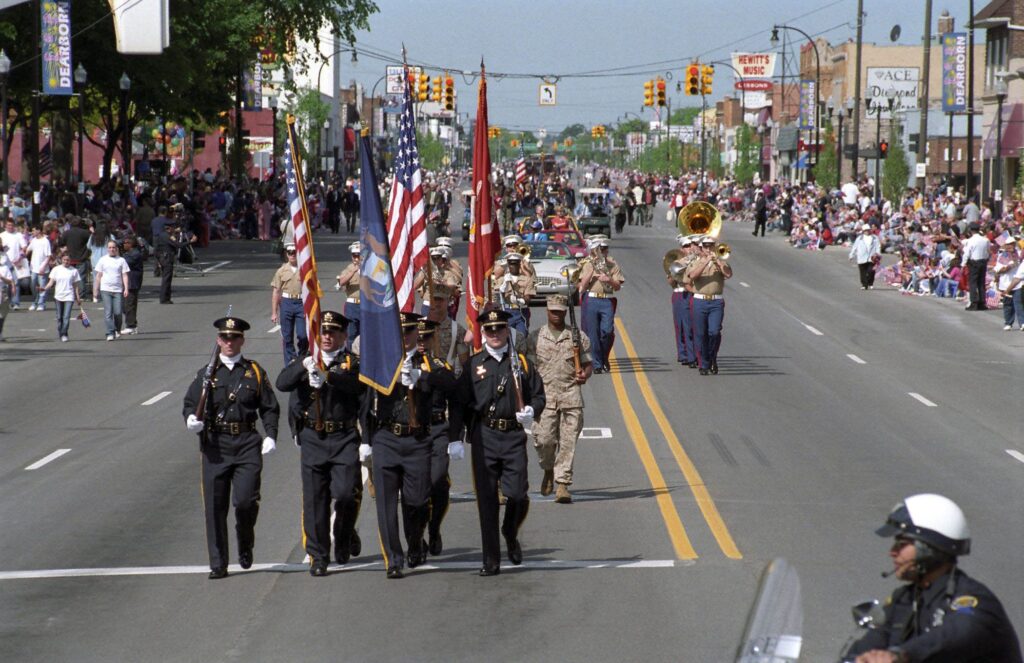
top-left (677, 200), bottom-right (722, 238)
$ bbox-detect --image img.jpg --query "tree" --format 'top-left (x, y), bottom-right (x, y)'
top-left (560, 124), bottom-right (586, 140)
top-left (882, 124), bottom-right (910, 206)
top-left (815, 122), bottom-right (839, 190)
top-left (734, 124), bottom-right (758, 185)
top-left (416, 131), bottom-right (444, 171)
top-left (670, 107), bottom-right (701, 127)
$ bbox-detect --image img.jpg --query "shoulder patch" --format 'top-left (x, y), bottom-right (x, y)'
top-left (518, 353), bottom-right (529, 372)
top-left (950, 596), bottom-right (978, 613)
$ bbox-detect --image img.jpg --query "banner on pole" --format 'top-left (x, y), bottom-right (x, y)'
top-left (41, 0), bottom-right (72, 95)
top-left (941, 32), bottom-right (968, 113)
top-left (798, 80), bottom-right (816, 131)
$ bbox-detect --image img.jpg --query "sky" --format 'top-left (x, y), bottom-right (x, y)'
top-left (333, 0), bottom-right (979, 134)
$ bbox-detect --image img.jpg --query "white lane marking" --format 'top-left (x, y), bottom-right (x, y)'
top-left (202, 261), bottom-right (232, 273)
top-left (739, 281), bottom-right (750, 288)
top-left (804, 324), bottom-right (824, 336)
top-left (20, 328), bottom-right (47, 332)
top-left (1006, 450), bottom-right (1024, 465)
top-left (580, 427), bottom-right (612, 439)
top-left (25, 449), bottom-right (72, 471)
top-left (846, 354), bottom-right (866, 364)
top-left (141, 391), bottom-right (172, 405)
top-left (0, 559), bottom-right (685, 581)
top-left (908, 392), bottom-right (938, 407)
top-left (267, 324), bottom-right (281, 334)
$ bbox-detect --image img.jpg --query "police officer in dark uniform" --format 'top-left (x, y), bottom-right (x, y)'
top-left (844, 493), bottom-right (1021, 662)
top-left (154, 214), bottom-right (185, 304)
top-left (451, 309), bottom-right (545, 576)
top-left (183, 317), bottom-right (280, 579)
top-left (416, 319), bottom-right (465, 556)
top-left (361, 312), bottom-right (457, 579)
top-left (275, 311), bottom-right (365, 577)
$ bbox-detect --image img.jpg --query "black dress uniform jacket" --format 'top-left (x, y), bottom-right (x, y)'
top-left (846, 567), bottom-right (1022, 662)
top-left (182, 357), bottom-right (280, 570)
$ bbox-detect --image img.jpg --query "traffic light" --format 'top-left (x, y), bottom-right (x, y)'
top-left (417, 73), bottom-right (429, 101)
top-left (193, 130), bottom-right (206, 150)
top-left (686, 64), bottom-right (700, 96)
top-left (879, 141), bottom-right (889, 159)
top-left (444, 75), bottom-right (455, 111)
top-left (510, 139), bottom-right (518, 148)
top-left (564, 138), bottom-right (573, 147)
top-left (643, 79), bottom-right (654, 106)
top-left (656, 78), bottom-right (666, 106)
top-left (431, 76), bottom-right (442, 102)
top-left (591, 125), bottom-right (606, 139)
top-left (701, 65), bottom-right (714, 96)
top-left (488, 127), bottom-right (502, 139)
top-left (553, 141), bottom-right (559, 151)
top-left (218, 132), bottom-right (226, 153)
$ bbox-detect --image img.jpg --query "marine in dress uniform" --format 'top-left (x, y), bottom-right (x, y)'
top-left (182, 317), bottom-right (280, 579)
top-left (845, 494), bottom-right (1021, 663)
top-left (493, 235), bottom-right (537, 278)
top-left (415, 319), bottom-right (464, 556)
top-left (451, 309), bottom-right (545, 576)
top-left (669, 235), bottom-right (699, 367)
top-left (334, 242), bottom-right (362, 346)
top-left (577, 236), bottom-right (624, 373)
top-left (424, 284), bottom-right (471, 377)
top-left (275, 311), bottom-right (365, 576)
top-left (270, 243), bottom-right (308, 365)
top-left (686, 237), bottom-right (732, 375)
top-left (492, 253), bottom-right (536, 338)
top-left (414, 247), bottom-right (463, 318)
top-left (361, 312), bottom-right (457, 579)
top-left (526, 295), bottom-right (592, 504)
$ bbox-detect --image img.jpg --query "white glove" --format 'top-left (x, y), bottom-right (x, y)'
top-left (302, 356), bottom-right (317, 372)
top-left (186, 414), bottom-right (204, 433)
top-left (293, 436), bottom-right (300, 448)
top-left (515, 405), bottom-right (535, 427)
top-left (333, 282), bottom-right (341, 291)
top-left (514, 296), bottom-right (526, 307)
top-left (261, 437), bottom-right (277, 455)
top-left (308, 371), bottom-right (325, 388)
top-left (400, 367), bottom-right (422, 387)
top-left (358, 443), bottom-right (372, 462)
top-left (503, 272), bottom-right (515, 284)
top-left (447, 440), bottom-right (465, 460)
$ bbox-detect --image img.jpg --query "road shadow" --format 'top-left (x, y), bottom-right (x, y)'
top-left (712, 356), bottom-right (788, 376)
top-left (606, 356), bottom-right (671, 374)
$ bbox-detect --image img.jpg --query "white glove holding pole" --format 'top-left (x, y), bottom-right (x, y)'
top-left (186, 414), bottom-right (204, 433)
top-left (302, 356), bottom-right (317, 372)
top-left (447, 440), bottom-right (465, 460)
top-left (261, 437), bottom-right (277, 455)
top-left (308, 371), bottom-right (325, 388)
top-left (515, 405), bottom-right (534, 428)
top-left (400, 367), bottom-right (422, 387)
top-left (358, 444), bottom-right (372, 462)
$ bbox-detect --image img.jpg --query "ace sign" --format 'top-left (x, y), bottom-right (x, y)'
top-left (865, 67), bottom-right (920, 118)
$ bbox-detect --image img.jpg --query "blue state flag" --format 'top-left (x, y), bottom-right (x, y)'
top-left (358, 135), bottom-right (403, 394)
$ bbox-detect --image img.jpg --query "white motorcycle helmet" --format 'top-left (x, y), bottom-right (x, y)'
top-left (876, 493), bottom-right (971, 557)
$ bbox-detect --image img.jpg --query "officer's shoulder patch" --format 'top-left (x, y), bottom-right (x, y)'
top-left (950, 595), bottom-right (979, 612)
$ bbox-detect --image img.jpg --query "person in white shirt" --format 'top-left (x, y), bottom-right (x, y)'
top-left (0, 260), bottom-right (13, 340)
top-left (27, 225), bottom-right (52, 311)
top-left (0, 218), bottom-right (28, 309)
top-left (960, 222), bottom-right (991, 310)
top-left (848, 224), bottom-right (881, 289)
top-left (995, 240), bottom-right (1024, 331)
top-left (43, 252), bottom-right (82, 341)
top-left (92, 240), bottom-right (130, 340)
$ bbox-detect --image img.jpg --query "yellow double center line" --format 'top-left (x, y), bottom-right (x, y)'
top-left (608, 319), bottom-right (742, 560)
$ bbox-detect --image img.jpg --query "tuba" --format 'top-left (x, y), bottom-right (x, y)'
top-left (677, 200), bottom-right (722, 238)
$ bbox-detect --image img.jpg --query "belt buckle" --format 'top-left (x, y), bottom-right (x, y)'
top-left (391, 423), bottom-right (403, 436)
top-left (229, 422), bottom-right (240, 435)
top-left (324, 421), bottom-right (336, 433)
top-left (497, 419), bottom-right (508, 432)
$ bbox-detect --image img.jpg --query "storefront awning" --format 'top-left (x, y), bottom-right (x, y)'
top-left (982, 102), bottom-right (1024, 159)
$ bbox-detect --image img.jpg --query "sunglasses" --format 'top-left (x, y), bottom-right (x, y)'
top-left (286, 249), bottom-right (296, 255)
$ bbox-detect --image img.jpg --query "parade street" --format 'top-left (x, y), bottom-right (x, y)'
top-left (1, 197), bottom-right (1020, 662)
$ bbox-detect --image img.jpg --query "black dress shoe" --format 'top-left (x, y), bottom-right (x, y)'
top-left (238, 550), bottom-right (253, 570)
top-left (208, 567), bottom-right (228, 580)
top-left (710, 362), bottom-right (719, 375)
top-left (479, 564), bottom-right (501, 577)
top-left (349, 532), bottom-right (362, 558)
top-left (688, 361), bottom-right (698, 369)
top-left (310, 561), bottom-right (328, 577)
top-left (699, 368), bottom-right (710, 376)
top-left (504, 534), bottom-right (523, 565)
top-left (428, 532), bottom-right (443, 556)
top-left (386, 566), bottom-right (404, 579)
top-left (407, 540), bottom-right (427, 568)
top-left (335, 544), bottom-right (350, 566)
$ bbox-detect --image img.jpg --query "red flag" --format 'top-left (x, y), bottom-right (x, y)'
top-left (467, 64), bottom-right (501, 351)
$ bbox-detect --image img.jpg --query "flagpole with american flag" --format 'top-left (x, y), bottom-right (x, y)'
top-left (514, 142), bottom-right (527, 193)
top-left (283, 115), bottom-right (323, 369)
top-left (466, 59), bottom-right (501, 351)
top-left (385, 53), bottom-right (429, 313)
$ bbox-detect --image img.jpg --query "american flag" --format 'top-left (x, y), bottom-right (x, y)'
top-left (514, 143), bottom-right (527, 190)
top-left (284, 117), bottom-right (323, 366)
top-left (386, 66), bottom-right (428, 313)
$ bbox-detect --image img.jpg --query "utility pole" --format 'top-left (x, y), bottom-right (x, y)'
top-left (851, 0), bottom-right (865, 183)
top-left (966, 0), bottom-right (975, 199)
top-left (917, 0), bottom-right (932, 189)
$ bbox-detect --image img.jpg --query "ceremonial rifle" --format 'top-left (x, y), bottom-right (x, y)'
top-left (566, 295), bottom-right (583, 375)
top-left (194, 305), bottom-right (232, 429)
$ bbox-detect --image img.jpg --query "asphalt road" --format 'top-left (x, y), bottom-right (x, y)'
top-left (0, 199), bottom-right (1020, 662)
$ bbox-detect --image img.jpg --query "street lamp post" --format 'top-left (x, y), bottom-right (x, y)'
top-left (268, 96), bottom-right (278, 179)
top-left (771, 25), bottom-right (821, 171)
top-left (323, 118), bottom-right (331, 177)
top-left (868, 96), bottom-right (895, 203)
top-left (831, 99), bottom-right (854, 186)
top-left (74, 63), bottom-right (87, 191)
top-left (119, 72), bottom-right (131, 184)
top-left (0, 49), bottom-right (10, 197)
top-left (994, 77), bottom-right (1008, 217)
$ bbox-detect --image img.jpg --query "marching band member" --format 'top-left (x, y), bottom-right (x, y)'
top-left (686, 236), bottom-right (732, 376)
top-left (668, 235), bottom-right (699, 367)
top-left (492, 252), bottom-right (535, 337)
top-left (335, 241), bottom-right (362, 345)
top-left (577, 235), bottom-right (624, 374)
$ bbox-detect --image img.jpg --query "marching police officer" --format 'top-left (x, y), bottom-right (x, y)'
top-left (577, 236), bottom-right (624, 373)
top-left (276, 311), bottom-right (365, 576)
top-left (183, 317), bottom-right (280, 579)
top-left (686, 236), bottom-right (731, 375)
top-left (415, 319), bottom-right (464, 556)
top-left (361, 312), bottom-right (457, 579)
top-left (844, 493), bottom-right (1021, 662)
top-left (452, 309), bottom-right (545, 576)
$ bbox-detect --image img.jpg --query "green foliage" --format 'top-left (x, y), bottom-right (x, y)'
top-left (417, 131), bottom-right (445, 171)
top-left (882, 124), bottom-right (910, 206)
top-left (733, 124), bottom-right (758, 185)
top-left (815, 122), bottom-right (839, 190)
top-left (670, 107), bottom-right (701, 126)
top-left (560, 124), bottom-right (586, 139)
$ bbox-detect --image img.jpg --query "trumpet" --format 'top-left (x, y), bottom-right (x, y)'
top-left (516, 244), bottom-right (532, 258)
top-left (716, 243), bottom-right (731, 260)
